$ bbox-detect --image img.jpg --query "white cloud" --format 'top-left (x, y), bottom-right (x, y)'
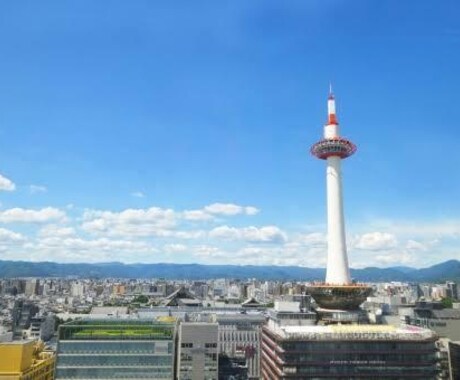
top-left (163, 243), bottom-right (188, 253)
top-left (0, 228), bottom-right (25, 242)
top-left (131, 191), bottom-right (145, 198)
top-left (38, 225), bottom-right (76, 238)
top-left (245, 206), bottom-right (260, 215)
top-left (294, 232), bottom-right (327, 247)
top-left (209, 225), bottom-right (286, 243)
top-left (365, 219), bottom-right (460, 238)
top-left (81, 203), bottom-right (260, 238)
top-left (182, 209), bottom-right (214, 221)
top-left (82, 207), bottom-right (176, 237)
top-left (183, 203), bottom-right (259, 221)
top-left (0, 200), bottom-right (457, 267)
top-left (173, 230), bottom-right (206, 239)
top-left (204, 203), bottom-right (259, 216)
top-left (192, 245), bottom-right (224, 258)
top-left (21, 235), bottom-right (157, 263)
top-left (373, 251), bottom-right (415, 266)
top-left (0, 207), bottom-right (66, 223)
top-left (354, 232), bottom-right (398, 251)
top-left (0, 174), bottom-right (15, 191)
top-left (29, 185), bottom-right (47, 194)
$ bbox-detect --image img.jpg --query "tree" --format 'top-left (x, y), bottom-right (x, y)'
top-left (441, 297), bottom-right (453, 309)
top-left (132, 295), bottom-right (149, 304)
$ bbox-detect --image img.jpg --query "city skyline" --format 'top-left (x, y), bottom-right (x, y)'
top-left (0, 1), bottom-right (459, 267)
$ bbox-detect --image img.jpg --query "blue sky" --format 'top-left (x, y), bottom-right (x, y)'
top-left (0, 0), bottom-right (459, 267)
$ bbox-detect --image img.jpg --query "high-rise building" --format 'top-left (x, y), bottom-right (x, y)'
top-left (447, 282), bottom-right (459, 300)
top-left (55, 319), bottom-right (176, 379)
top-left (177, 322), bottom-right (218, 380)
top-left (24, 279), bottom-right (38, 296)
top-left (70, 281), bottom-right (85, 298)
top-left (0, 340), bottom-right (55, 380)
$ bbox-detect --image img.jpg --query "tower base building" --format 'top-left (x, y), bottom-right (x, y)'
top-left (261, 317), bottom-right (438, 379)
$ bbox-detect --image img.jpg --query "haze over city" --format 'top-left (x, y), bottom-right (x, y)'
top-left (0, 0), bottom-right (459, 268)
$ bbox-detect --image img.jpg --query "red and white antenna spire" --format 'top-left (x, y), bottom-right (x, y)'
top-left (324, 84), bottom-right (339, 139)
top-left (327, 83), bottom-right (338, 126)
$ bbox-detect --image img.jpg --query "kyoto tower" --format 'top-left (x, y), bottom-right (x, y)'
top-left (307, 88), bottom-right (371, 313)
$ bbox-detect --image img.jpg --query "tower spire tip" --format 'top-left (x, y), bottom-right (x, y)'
top-left (328, 82), bottom-right (334, 99)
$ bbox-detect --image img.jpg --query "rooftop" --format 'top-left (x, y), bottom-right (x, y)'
top-left (90, 306), bottom-right (128, 315)
top-left (270, 324), bottom-right (437, 341)
top-left (58, 318), bottom-right (175, 341)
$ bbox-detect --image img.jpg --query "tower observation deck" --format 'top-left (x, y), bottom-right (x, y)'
top-left (307, 88), bottom-right (371, 312)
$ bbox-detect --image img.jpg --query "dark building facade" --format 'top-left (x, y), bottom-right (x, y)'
top-left (450, 341), bottom-right (460, 380)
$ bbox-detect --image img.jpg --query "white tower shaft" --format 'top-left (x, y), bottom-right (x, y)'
top-left (325, 155), bottom-right (351, 284)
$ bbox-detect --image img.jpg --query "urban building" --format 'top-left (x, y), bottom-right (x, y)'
top-left (449, 341), bottom-right (460, 380)
top-left (261, 321), bottom-right (438, 379)
top-left (29, 315), bottom-right (55, 341)
top-left (218, 354), bottom-right (248, 380)
top-left (55, 318), bottom-right (176, 379)
top-left (177, 322), bottom-right (218, 380)
top-left (0, 340), bottom-right (55, 379)
top-left (406, 302), bottom-right (460, 341)
top-left (12, 301), bottom-right (39, 339)
top-left (447, 282), bottom-right (459, 300)
top-left (214, 313), bottom-right (266, 379)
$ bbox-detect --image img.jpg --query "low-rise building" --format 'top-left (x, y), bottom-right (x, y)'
top-left (0, 340), bottom-right (55, 380)
top-left (177, 322), bottom-right (218, 380)
top-left (55, 318), bottom-right (176, 379)
top-left (214, 313), bottom-right (266, 379)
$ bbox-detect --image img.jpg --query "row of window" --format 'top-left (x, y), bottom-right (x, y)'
top-left (59, 341), bottom-right (172, 354)
top-left (56, 367), bottom-right (173, 379)
top-left (282, 353), bottom-right (437, 362)
top-left (180, 342), bottom-right (217, 348)
top-left (280, 342), bottom-right (436, 351)
top-left (57, 355), bottom-right (173, 366)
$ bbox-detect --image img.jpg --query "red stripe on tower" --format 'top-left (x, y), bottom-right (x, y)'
top-left (327, 85), bottom-right (338, 125)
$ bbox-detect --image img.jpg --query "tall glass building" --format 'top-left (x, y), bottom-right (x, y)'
top-left (55, 319), bottom-right (176, 379)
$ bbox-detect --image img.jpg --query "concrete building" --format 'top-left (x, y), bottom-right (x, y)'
top-left (407, 305), bottom-right (460, 341)
top-left (177, 322), bottom-right (218, 380)
top-left (0, 340), bottom-right (55, 380)
top-left (261, 314), bottom-right (438, 379)
top-left (70, 281), bottom-right (85, 298)
top-left (55, 318), bottom-right (176, 379)
top-left (214, 313), bottom-right (266, 379)
top-left (449, 341), bottom-right (460, 380)
top-left (447, 282), bottom-right (459, 300)
top-left (12, 301), bottom-right (39, 339)
top-left (28, 315), bottom-right (55, 341)
top-left (24, 279), bottom-right (38, 297)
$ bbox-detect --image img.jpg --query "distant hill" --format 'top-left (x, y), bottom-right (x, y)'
top-left (0, 259), bottom-right (458, 282)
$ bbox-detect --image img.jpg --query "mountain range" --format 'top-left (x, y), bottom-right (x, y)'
top-left (0, 259), bottom-right (459, 282)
